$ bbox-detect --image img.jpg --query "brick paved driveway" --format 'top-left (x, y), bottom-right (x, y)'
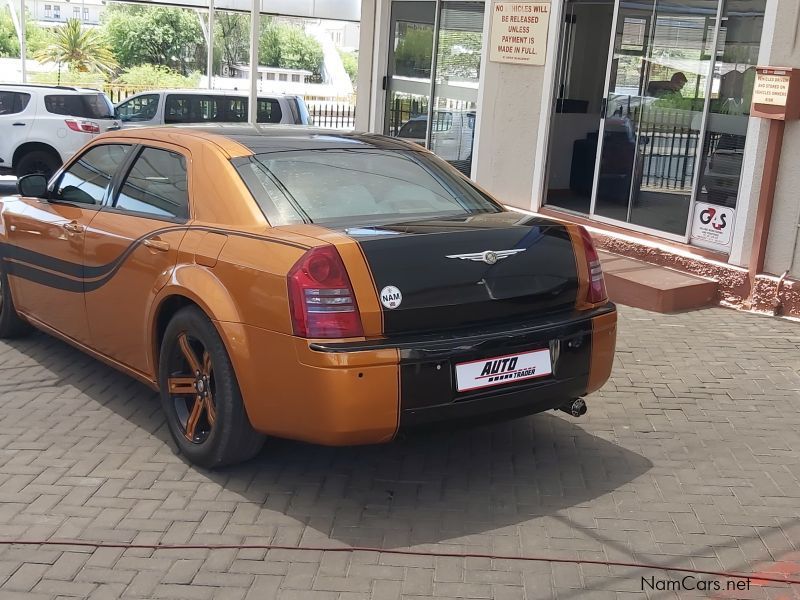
top-left (0, 306), bottom-right (798, 600)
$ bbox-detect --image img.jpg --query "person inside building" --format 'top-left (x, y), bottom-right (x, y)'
top-left (647, 72), bottom-right (688, 98)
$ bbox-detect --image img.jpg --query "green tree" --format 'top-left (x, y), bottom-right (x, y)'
top-left (339, 49), bottom-right (358, 84)
top-left (103, 4), bottom-right (204, 75)
top-left (393, 25), bottom-right (433, 78)
top-left (34, 18), bottom-right (117, 74)
top-left (0, 7), bottom-right (49, 58)
top-left (214, 12), bottom-right (249, 75)
top-left (259, 21), bottom-right (323, 77)
top-left (115, 64), bottom-right (200, 88)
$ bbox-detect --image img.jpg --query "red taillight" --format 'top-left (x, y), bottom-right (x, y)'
top-left (578, 226), bottom-right (608, 304)
top-left (65, 119), bottom-right (100, 134)
top-left (287, 245), bottom-right (364, 338)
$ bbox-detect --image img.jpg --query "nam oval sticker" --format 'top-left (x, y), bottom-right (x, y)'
top-left (380, 285), bottom-right (402, 309)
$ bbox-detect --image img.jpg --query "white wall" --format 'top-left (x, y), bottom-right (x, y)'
top-left (732, 0), bottom-right (800, 277)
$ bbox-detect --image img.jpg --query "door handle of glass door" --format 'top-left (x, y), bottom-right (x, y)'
top-left (63, 222), bottom-right (85, 234)
top-left (12, 122), bottom-right (26, 126)
top-left (143, 238), bottom-right (170, 252)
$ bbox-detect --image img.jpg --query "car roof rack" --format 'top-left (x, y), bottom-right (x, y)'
top-left (0, 83), bottom-right (81, 91)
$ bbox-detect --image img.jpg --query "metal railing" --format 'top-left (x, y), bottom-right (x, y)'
top-left (307, 103), bottom-right (356, 129)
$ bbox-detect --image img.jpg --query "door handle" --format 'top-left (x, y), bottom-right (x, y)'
top-left (12, 122), bottom-right (26, 126)
top-left (143, 238), bottom-right (170, 252)
top-left (63, 221), bottom-right (85, 234)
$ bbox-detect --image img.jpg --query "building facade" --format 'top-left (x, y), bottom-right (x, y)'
top-left (355, 0), bottom-right (800, 296)
top-left (31, 0), bottom-right (105, 26)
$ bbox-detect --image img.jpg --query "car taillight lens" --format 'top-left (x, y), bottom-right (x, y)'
top-left (287, 246), bottom-right (364, 338)
top-left (579, 226), bottom-right (608, 304)
top-left (65, 119), bottom-right (100, 134)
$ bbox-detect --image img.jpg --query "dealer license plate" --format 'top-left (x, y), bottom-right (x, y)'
top-left (455, 348), bottom-right (552, 392)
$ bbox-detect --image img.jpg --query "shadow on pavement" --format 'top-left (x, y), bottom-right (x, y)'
top-left (6, 332), bottom-right (653, 549)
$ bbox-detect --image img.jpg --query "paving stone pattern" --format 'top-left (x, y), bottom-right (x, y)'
top-left (0, 306), bottom-right (798, 599)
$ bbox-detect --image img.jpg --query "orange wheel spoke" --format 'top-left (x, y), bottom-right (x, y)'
top-left (184, 395), bottom-right (203, 441)
top-left (205, 392), bottom-right (216, 426)
top-left (168, 376), bottom-right (196, 395)
top-left (178, 333), bottom-right (202, 374)
top-left (202, 351), bottom-right (212, 377)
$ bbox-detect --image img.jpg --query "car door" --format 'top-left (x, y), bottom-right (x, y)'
top-left (84, 144), bottom-right (190, 375)
top-left (6, 143), bottom-right (133, 343)
top-left (115, 93), bottom-right (161, 128)
top-left (0, 91), bottom-right (34, 168)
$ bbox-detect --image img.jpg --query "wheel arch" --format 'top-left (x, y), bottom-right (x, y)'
top-left (149, 268), bottom-right (245, 381)
top-left (12, 141), bottom-right (62, 169)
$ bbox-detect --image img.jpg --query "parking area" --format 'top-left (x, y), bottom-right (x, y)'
top-left (0, 305), bottom-right (798, 600)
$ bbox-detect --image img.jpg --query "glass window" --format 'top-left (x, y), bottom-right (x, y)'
top-left (697, 0), bottom-right (766, 209)
top-left (45, 93), bottom-right (114, 118)
top-left (116, 148), bottom-right (189, 220)
top-left (53, 5), bottom-right (59, 18)
top-left (257, 98), bottom-right (282, 123)
top-left (72, 6), bottom-right (79, 17)
top-left (235, 149), bottom-right (500, 226)
top-left (279, 73), bottom-right (288, 82)
top-left (54, 145), bottom-right (131, 205)
top-left (164, 94), bottom-right (221, 124)
top-left (0, 92), bottom-right (31, 115)
top-left (291, 74), bottom-right (300, 83)
top-left (44, 4), bottom-right (51, 17)
top-left (225, 97), bottom-right (247, 122)
top-left (116, 94), bottom-right (159, 122)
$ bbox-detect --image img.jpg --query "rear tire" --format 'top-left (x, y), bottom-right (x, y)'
top-left (0, 267), bottom-right (32, 339)
top-left (15, 149), bottom-right (61, 180)
top-left (158, 306), bottom-right (264, 469)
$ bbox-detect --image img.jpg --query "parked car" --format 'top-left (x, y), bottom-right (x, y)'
top-left (0, 125), bottom-right (617, 468)
top-left (397, 110), bottom-right (476, 163)
top-left (0, 84), bottom-right (120, 179)
top-left (115, 89), bottom-right (311, 127)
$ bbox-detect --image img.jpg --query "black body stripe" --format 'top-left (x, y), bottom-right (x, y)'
top-left (0, 226), bottom-right (309, 293)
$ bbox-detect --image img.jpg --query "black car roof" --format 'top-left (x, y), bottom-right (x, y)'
top-left (170, 124), bottom-right (425, 154)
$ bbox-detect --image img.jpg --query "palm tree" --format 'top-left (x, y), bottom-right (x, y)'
top-left (35, 19), bottom-right (117, 75)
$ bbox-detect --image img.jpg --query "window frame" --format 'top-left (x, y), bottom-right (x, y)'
top-left (105, 144), bottom-right (192, 224)
top-left (49, 143), bottom-right (133, 209)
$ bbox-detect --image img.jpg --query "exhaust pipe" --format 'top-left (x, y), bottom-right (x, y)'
top-left (559, 398), bottom-right (587, 418)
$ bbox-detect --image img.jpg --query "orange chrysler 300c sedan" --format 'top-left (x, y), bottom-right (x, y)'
top-left (0, 126), bottom-right (617, 467)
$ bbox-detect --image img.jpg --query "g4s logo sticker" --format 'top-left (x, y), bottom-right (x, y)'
top-left (700, 207), bottom-right (727, 230)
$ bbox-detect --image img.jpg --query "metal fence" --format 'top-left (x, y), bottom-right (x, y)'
top-left (307, 103), bottom-right (356, 129)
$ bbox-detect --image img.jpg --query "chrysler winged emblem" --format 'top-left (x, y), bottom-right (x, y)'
top-left (446, 248), bottom-right (526, 265)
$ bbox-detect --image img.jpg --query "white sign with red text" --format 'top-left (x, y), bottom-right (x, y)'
top-left (489, 1), bottom-right (551, 66)
top-left (691, 202), bottom-right (735, 251)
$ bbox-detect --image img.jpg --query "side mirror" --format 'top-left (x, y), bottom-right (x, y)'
top-left (17, 174), bottom-right (49, 199)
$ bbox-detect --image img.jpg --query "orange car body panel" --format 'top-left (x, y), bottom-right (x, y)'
top-left (0, 127), bottom-right (616, 446)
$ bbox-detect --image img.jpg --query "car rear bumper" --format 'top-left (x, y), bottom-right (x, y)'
top-left (222, 304), bottom-right (616, 445)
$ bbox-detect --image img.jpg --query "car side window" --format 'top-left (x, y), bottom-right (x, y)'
top-left (257, 99), bottom-right (282, 123)
top-left (0, 91), bottom-right (31, 115)
top-left (54, 144), bottom-right (131, 205)
top-left (164, 94), bottom-right (221, 124)
top-left (115, 147), bottom-right (189, 220)
top-left (116, 94), bottom-right (159, 122)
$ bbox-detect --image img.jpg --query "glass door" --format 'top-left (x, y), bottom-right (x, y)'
top-left (384, 1), bottom-right (437, 140)
top-left (591, 0), bottom-right (719, 238)
top-left (385, 1), bottom-right (485, 176)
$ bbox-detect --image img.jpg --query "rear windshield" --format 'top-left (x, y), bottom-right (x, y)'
top-left (44, 93), bottom-right (114, 119)
top-left (235, 149), bottom-right (500, 226)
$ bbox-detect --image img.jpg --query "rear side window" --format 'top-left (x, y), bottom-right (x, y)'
top-left (115, 147), bottom-right (189, 220)
top-left (116, 94), bottom-right (159, 122)
top-left (0, 91), bottom-right (31, 115)
top-left (164, 94), bottom-right (221, 124)
top-left (221, 97), bottom-right (283, 124)
top-left (257, 99), bottom-right (282, 123)
top-left (44, 93), bottom-right (114, 118)
top-left (54, 144), bottom-right (131, 205)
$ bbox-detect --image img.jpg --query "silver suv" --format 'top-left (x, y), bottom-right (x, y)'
top-left (115, 89), bottom-right (311, 127)
top-left (0, 84), bottom-right (120, 179)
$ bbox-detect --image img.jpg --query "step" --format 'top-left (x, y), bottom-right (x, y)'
top-left (598, 250), bottom-right (718, 313)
